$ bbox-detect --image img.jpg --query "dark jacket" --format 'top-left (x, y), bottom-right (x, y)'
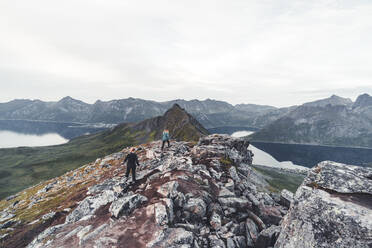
top-left (124, 153), bottom-right (139, 167)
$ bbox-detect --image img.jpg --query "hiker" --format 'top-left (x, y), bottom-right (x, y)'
top-left (161, 129), bottom-right (170, 150)
top-left (124, 147), bottom-right (140, 183)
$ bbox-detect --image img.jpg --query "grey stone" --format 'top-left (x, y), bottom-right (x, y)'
top-left (183, 198), bottom-right (207, 220)
top-left (147, 228), bottom-right (194, 248)
top-left (275, 161), bottom-right (372, 248)
top-left (109, 193), bottom-right (147, 218)
top-left (80, 224), bottom-right (108, 245)
top-left (154, 202), bottom-right (169, 226)
top-left (219, 187), bottom-right (235, 198)
top-left (157, 181), bottom-right (179, 199)
top-left (26, 224), bottom-right (66, 248)
top-left (0, 220), bottom-right (15, 229)
top-left (65, 190), bottom-right (116, 223)
top-left (245, 218), bottom-right (259, 246)
top-left (280, 189), bottom-right (293, 208)
top-left (209, 211), bottom-right (222, 230)
top-left (208, 235), bottom-right (226, 248)
top-left (256, 225), bottom-right (280, 248)
top-left (41, 211), bottom-right (56, 220)
top-left (219, 197), bottom-right (251, 209)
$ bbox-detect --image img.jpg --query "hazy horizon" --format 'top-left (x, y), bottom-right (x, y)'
top-left (1, 0), bottom-right (371, 107)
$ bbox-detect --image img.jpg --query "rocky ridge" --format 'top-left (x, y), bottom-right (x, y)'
top-left (1, 135), bottom-right (371, 248)
top-left (1, 134), bottom-right (289, 248)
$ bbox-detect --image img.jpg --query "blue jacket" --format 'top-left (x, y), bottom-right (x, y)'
top-left (162, 132), bottom-right (170, 141)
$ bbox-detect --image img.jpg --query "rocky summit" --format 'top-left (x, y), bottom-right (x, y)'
top-left (275, 161), bottom-right (372, 248)
top-left (0, 135), bottom-right (371, 248)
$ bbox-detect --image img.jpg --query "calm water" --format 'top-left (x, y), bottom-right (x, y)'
top-left (0, 120), bottom-right (109, 148)
top-left (231, 131), bottom-right (302, 168)
top-left (0, 131), bottom-right (68, 148)
top-left (225, 129), bottom-right (372, 168)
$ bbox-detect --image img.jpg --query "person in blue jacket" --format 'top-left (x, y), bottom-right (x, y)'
top-left (161, 129), bottom-right (170, 150)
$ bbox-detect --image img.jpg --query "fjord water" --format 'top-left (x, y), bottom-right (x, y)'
top-left (0, 120), bottom-right (108, 148)
top-left (231, 131), bottom-right (303, 168)
top-left (0, 130), bottom-right (68, 148)
top-left (230, 130), bottom-right (372, 168)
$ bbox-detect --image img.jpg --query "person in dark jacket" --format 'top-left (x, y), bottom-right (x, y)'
top-left (124, 147), bottom-right (139, 183)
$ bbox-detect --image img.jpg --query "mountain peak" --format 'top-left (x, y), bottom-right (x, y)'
top-left (303, 95), bottom-right (352, 108)
top-left (354, 93), bottom-right (372, 108)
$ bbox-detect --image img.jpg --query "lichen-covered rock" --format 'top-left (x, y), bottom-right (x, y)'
top-left (208, 234), bottom-right (226, 248)
top-left (147, 228), bottom-right (194, 248)
top-left (256, 225), bottom-right (281, 248)
top-left (109, 193), bottom-right (147, 218)
top-left (219, 197), bottom-right (252, 209)
top-left (275, 161), bottom-right (372, 248)
top-left (279, 189), bottom-right (293, 208)
top-left (183, 198), bottom-right (207, 220)
top-left (157, 181), bottom-right (179, 198)
top-left (65, 190), bottom-right (116, 223)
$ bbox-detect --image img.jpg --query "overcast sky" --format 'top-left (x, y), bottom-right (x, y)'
top-left (1, 0), bottom-right (371, 107)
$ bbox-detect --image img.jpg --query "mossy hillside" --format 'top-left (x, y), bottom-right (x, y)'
top-left (0, 124), bottom-right (145, 199)
top-left (252, 165), bottom-right (305, 193)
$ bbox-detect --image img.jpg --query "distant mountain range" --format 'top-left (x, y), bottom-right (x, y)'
top-left (0, 97), bottom-right (291, 129)
top-left (2, 93), bottom-right (372, 148)
top-left (250, 94), bottom-right (372, 148)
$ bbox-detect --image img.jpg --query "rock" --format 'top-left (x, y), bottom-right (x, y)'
top-left (6, 195), bottom-right (17, 201)
top-left (229, 166), bottom-right (241, 182)
top-left (259, 205), bottom-right (282, 225)
top-left (245, 218), bottom-right (259, 246)
top-left (147, 228), bottom-right (194, 248)
top-left (275, 161), bottom-right (372, 248)
top-left (183, 198), bottom-right (207, 220)
top-left (0, 220), bottom-right (15, 229)
top-left (63, 226), bottom-right (84, 241)
top-left (208, 235), bottom-right (226, 248)
top-left (280, 189), bottom-right (293, 208)
top-left (80, 224), bottom-right (108, 245)
top-left (209, 211), bottom-right (222, 230)
top-left (0, 212), bottom-right (15, 223)
top-left (219, 187), bottom-right (235, 198)
top-left (227, 238), bottom-right (235, 248)
top-left (95, 236), bottom-right (118, 247)
top-left (66, 190), bottom-right (116, 223)
top-left (219, 197), bottom-right (251, 209)
top-left (77, 225), bottom-right (93, 245)
top-left (174, 192), bottom-right (186, 208)
top-left (109, 193), bottom-right (147, 218)
top-left (88, 179), bottom-right (116, 194)
top-left (37, 181), bottom-right (57, 194)
top-left (157, 181), bottom-right (179, 199)
top-left (256, 225), bottom-right (280, 248)
top-left (154, 202), bottom-right (169, 226)
top-left (26, 224), bottom-right (66, 248)
top-left (41, 211), bottom-right (56, 221)
top-left (225, 179), bottom-right (235, 191)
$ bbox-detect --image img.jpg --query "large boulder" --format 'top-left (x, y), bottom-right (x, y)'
top-left (275, 161), bottom-right (372, 248)
top-left (109, 193), bottom-right (148, 218)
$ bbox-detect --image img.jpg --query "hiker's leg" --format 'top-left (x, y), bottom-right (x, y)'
top-left (167, 140), bottom-right (170, 147)
top-left (132, 165), bottom-right (136, 182)
top-left (125, 165), bottom-right (130, 178)
top-left (161, 140), bottom-right (165, 150)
